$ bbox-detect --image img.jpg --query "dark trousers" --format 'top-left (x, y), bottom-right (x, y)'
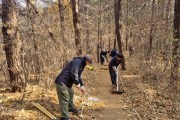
top-left (100, 57), bottom-right (105, 65)
top-left (109, 69), bottom-right (117, 85)
top-left (55, 83), bottom-right (74, 118)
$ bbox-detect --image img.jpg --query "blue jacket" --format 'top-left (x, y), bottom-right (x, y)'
top-left (108, 56), bottom-right (121, 70)
top-left (55, 57), bottom-right (86, 88)
top-left (110, 49), bottom-right (119, 57)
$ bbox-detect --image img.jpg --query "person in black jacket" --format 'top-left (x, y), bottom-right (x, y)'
top-left (109, 49), bottom-right (119, 58)
top-left (100, 49), bottom-right (109, 65)
top-left (108, 53), bottom-right (125, 87)
top-left (55, 54), bottom-right (93, 120)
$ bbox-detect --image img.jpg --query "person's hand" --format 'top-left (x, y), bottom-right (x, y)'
top-left (122, 67), bottom-right (126, 71)
top-left (80, 86), bottom-right (85, 93)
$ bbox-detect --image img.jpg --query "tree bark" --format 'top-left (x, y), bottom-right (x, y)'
top-left (97, 0), bottom-right (102, 63)
top-left (125, 0), bottom-right (129, 51)
top-left (169, 1), bottom-right (180, 117)
top-left (85, 0), bottom-right (91, 54)
top-left (71, 0), bottom-right (82, 55)
top-left (148, 0), bottom-right (155, 53)
top-left (171, 0), bottom-right (180, 81)
top-left (2, 0), bottom-right (25, 92)
top-left (114, 0), bottom-right (122, 52)
top-left (114, 0), bottom-right (125, 70)
top-left (58, 0), bottom-right (65, 42)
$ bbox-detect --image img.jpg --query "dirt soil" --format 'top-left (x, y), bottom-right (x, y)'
top-left (91, 64), bottom-right (130, 120)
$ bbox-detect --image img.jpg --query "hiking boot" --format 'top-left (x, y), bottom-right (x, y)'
top-left (60, 117), bottom-right (70, 120)
top-left (68, 108), bottom-right (79, 114)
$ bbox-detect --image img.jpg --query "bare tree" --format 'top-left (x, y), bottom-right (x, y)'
top-left (168, 1), bottom-right (180, 118)
top-left (58, 0), bottom-right (65, 42)
top-left (148, 0), bottom-right (156, 53)
top-left (2, 0), bottom-right (25, 92)
top-left (85, 0), bottom-right (91, 54)
top-left (114, 0), bottom-right (123, 52)
top-left (114, 0), bottom-right (126, 70)
top-left (171, 0), bottom-right (180, 82)
top-left (71, 0), bottom-right (82, 55)
top-left (97, 0), bottom-right (102, 63)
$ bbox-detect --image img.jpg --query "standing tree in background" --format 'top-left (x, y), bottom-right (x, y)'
top-left (58, 0), bottom-right (65, 43)
top-left (169, 0), bottom-right (180, 118)
top-left (2, 0), bottom-right (25, 92)
top-left (97, 0), bottom-right (102, 63)
top-left (114, 0), bottom-right (126, 70)
top-left (148, 0), bottom-right (156, 53)
top-left (71, 0), bottom-right (82, 55)
top-left (114, 0), bottom-right (123, 52)
top-left (171, 0), bottom-right (180, 84)
top-left (85, 0), bottom-right (91, 54)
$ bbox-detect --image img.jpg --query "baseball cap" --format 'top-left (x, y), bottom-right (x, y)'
top-left (84, 54), bottom-right (93, 64)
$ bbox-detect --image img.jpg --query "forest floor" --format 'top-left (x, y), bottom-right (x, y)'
top-left (0, 52), bottom-right (178, 120)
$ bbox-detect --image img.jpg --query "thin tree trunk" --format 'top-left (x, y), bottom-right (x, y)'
top-left (108, 13), bottom-right (111, 51)
top-left (85, 0), bottom-right (91, 54)
top-left (71, 0), bottom-right (82, 55)
top-left (114, 0), bottom-right (122, 52)
top-left (58, 0), bottom-right (65, 42)
top-left (169, 1), bottom-right (180, 118)
top-left (125, 0), bottom-right (129, 51)
top-left (171, 0), bottom-right (180, 81)
top-left (165, 0), bottom-right (171, 50)
top-left (149, 0), bottom-right (155, 53)
top-left (97, 0), bottom-right (102, 63)
top-left (2, 0), bottom-right (25, 92)
top-left (114, 0), bottom-right (125, 70)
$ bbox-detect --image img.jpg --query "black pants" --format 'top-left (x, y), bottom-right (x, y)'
top-left (109, 69), bottom-right (117, 86)
top-left (100, 57), bottom-right (105, 65)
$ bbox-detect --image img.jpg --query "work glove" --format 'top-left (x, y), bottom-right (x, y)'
top-left (86, 65), bottom-right (95, 71)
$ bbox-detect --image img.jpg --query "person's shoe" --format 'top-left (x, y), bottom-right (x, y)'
top-left (112, 84), bottom-right (117, 88)
top-left (60, 117), bottom-right (69, 120)
top-left (68, 108), bottom-right (79, 114)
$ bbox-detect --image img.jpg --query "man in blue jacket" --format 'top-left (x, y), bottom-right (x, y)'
top-left (108, 53), bottom-right (125, 87)
top-left (55, 54), bottom-right (93, 120)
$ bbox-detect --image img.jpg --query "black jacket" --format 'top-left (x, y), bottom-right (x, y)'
top-left (108, 56), bottom-right (121, 70)
top-left (55, 57), bottom-right (86, 88)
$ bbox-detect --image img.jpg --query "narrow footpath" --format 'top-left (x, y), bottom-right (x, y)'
top-left (91, 64), bottom-right (130, 120)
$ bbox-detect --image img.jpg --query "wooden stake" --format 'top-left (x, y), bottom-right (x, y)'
top-left (32, 102), bottom-right (57, 120)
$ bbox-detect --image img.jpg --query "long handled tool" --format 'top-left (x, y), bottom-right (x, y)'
top-left (112, 68), bottom-right (124, 94)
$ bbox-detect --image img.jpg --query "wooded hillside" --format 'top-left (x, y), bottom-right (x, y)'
top-left (0, 0), bottom-right (179, 120)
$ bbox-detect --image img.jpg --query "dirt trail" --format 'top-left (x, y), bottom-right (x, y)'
top-left (91, 64), bottom-right (130, 120)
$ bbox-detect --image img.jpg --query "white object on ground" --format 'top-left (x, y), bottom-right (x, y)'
top-left (88, 97), bottom-right (99, 101)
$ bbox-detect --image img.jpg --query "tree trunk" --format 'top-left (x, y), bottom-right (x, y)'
top-left (85, 0), bottom-right (91, 54)
top-left (171, 0), bottom-right (180, 82)
top-left (58, 0), bottom-right (65, 43)
top-left (97, 0), bottom-right (102, 63)
top-left (165, 0), bottom-right (171, 51)
top-left (2, 0), bottom-right (25, 92)
top-left (169, 1), bottom-right (180, 118)
top-left (114, 0), bottom-right (123, 52)
top-left (125, 0), bottom-right (129, 51)
top-left (108, 13), bottom-right (111, 51)
top-left (149, 0), bottom-right (155, 53)
top-left (114, 0), bottom-right (125, 70)
top-left (71, 0), bottom-right (82, 55)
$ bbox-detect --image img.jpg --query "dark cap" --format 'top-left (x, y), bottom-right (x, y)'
top-left (84, 54), bottom-right (93, 64)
